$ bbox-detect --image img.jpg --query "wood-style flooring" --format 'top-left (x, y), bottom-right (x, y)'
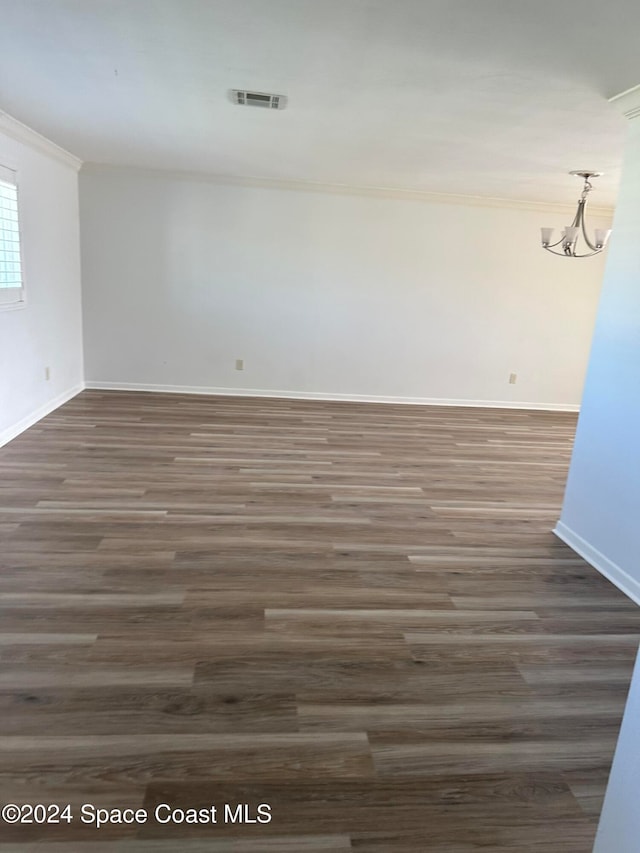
top-left (0, 390), bottom-right (638, 851)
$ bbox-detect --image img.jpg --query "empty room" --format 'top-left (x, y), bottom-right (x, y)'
top-left (1, 1), bottom-right (640, 850)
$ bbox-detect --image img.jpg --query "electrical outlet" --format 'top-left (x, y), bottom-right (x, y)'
top-left (509, 373), bottom-right (517, 385)
top-left (235, 359), bottom-right (244, 371)
top-left (45, 367), bottom-right (51, 381)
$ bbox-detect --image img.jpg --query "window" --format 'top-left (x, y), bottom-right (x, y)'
top-left (0, 164), bottom-right (24, 308)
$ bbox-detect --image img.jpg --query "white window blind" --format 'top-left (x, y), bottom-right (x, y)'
top-left (0, 164), bottom-right (24, 307)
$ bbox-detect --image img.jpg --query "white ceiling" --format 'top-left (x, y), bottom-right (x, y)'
top-left (1, 0), bottom-right (640, 207)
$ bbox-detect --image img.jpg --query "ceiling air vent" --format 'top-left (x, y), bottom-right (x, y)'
top-left (231, 90), bottom-right (287, 109)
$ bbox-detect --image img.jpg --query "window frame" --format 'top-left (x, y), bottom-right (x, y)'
top-left (0, 161), bottom-right (26, 312)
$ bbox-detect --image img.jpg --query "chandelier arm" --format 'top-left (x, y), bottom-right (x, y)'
top-left (544, 246), bottom-right (575, 257)
top-left (571, 205), bottom-right (581, 228)
top-left (543, 246), bottom-right (602, 258)
top-left (580, 208), bottom-right (599, 252)
top-left (571, 249), bottom-right (603, 258)
top-left (542, 246), bottom-right (602, 258)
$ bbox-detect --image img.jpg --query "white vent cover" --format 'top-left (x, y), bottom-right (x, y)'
top-left (231, 90), bottom-right (287, 109)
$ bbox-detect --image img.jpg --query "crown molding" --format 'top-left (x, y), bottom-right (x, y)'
top-left (609, 83), bottom-right (640, 121)
top-left (81, 162), bottom-right (614, 217)
top-left (0, 111), bottom-right (82, 171)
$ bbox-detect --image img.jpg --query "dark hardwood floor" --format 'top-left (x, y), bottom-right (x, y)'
top-left (0, 390), bottom-right (638, 851)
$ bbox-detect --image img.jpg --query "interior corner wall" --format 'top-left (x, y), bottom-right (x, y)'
top-left (556, 115), bottom-right (640, 604)
top-left (79, 166), bottom-right (610, 409)
top-left (0, 130), bottom-right (84, 446)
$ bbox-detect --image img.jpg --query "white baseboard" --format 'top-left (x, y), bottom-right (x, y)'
top-left (0, 383), bottom-right (85, 448)
top-left (554, 521), bottom-right (640, 606)
top-left (84, 381), bottom-right (580, 412)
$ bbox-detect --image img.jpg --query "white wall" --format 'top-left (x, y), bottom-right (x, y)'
top-left (556, 114), bottom-right (640, 604)
top-left (80, 166), bottom-right (610, 409)
top-left (0, 114), bottom-right (84, 446)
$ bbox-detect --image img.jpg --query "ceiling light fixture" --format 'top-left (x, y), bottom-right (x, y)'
top-left (541, 171), bottom-right (611, 258)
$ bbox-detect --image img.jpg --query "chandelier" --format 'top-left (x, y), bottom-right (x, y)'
top-left (541, 171), bottom-right (611, 258)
